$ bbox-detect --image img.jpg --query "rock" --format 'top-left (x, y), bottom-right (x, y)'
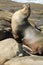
top-left (0, 38), bottom-right (20, 65)
top-left (4, 56), bottom-right (43, 65)
top-left (0, 10), bottom-right (13, 40)
top-left (0, 10), bottom-right (13, 22)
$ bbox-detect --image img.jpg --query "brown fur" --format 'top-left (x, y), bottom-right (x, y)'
top-left (22, 26), bottom-right (43, 55)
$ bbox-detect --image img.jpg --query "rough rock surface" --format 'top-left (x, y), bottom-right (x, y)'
top-left (4, 56), bottom-right (43, 65)
top-left (0, 38), bottom-right (19, 65)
